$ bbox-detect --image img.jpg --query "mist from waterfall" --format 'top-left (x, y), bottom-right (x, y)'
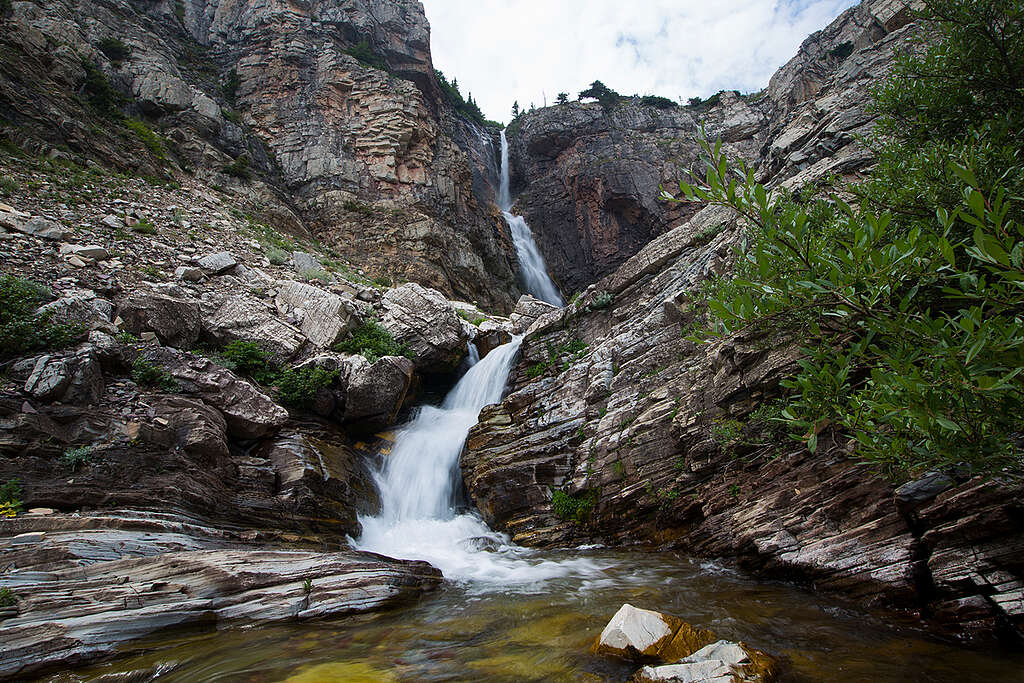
top-left (499, 130), bottom-right (564, 306)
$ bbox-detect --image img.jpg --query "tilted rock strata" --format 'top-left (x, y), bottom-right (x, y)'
top-left (0, 512), bottom-right (442, 681)
top-left (463, 0), bottom-right (1023, 641)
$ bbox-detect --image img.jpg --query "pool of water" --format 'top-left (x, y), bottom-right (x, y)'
top-left (52, 549), bottom-right (1023, 683)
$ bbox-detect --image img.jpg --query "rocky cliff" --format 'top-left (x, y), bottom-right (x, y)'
top-left (503, 0), bottom-right (918, 296)
top-left (464, 0), bottom-right (1024, 643)
top-left (0, 0), bottom-right (519, 310)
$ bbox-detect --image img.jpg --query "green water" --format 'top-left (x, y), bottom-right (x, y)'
top-left (53, 550), bottom-right (1022, 683)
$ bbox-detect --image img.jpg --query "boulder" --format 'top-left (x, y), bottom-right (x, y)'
top-left (380, 283), bottom-right (468, 374)
top-left (139, 347), bottom-right (287, 439)
top-left (23, 352), bottom-right (104, 404)
top-left (63, 244), bottom-right (109, 261)
top-left (635, 640), bottom-right (777, 683)
top-left (594, 604), bottom-right (684, 661)
top-left (138, 396), bottom-right (230, 461)
top-left (509, 295), bottom-right (558, 334)
top-left (36, 289), bottom-right (114, 332)
top-left (198, 251), bottom-right (238, 274)
top-left (118, 291), bottom-right (202, 348)
top-left (341, 355), bottom-right (414, 432)
top-left (256, 431), bottom-right (379, 531)
top-left (204, 296), bottom-right (306, 360)
top-left (0, 209), bottom-right (71, 240)
top-left (175, 265), bottom-right (204, 282)
top-left (292, 251), bottom-right (320, 273)
top-left (275, 281), bottom-right (362, 349)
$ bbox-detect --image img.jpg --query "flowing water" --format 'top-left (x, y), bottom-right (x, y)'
top-left (498, 131), bottom-right (563, 306)
top-left (58, 291), bottom-right (1024, 682)
top-left (51, 148), bottom-right (1024, 683)
top-left (355, 337), bottom-right (599, 584)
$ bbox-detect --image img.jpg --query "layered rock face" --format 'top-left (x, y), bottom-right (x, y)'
top-left (464, 0), bottom-right (1024, 642)
top-left (0, 0), bottom-right (520, 310)
top-left (503, 0), bottom-right (918, 296)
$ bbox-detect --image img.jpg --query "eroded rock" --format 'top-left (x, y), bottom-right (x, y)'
top-left (380, 283), bottom-right (468, 374)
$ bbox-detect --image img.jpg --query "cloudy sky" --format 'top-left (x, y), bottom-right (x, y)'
top-left (420, 0), bottom-right (860, 123)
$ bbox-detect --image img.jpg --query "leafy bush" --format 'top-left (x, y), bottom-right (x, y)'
top-left (344, 38), bottom-right (388, 71)
top-left (274, 366), bottom-right (338, 409)
top-left (223, 69), bottom-right (240, 107)
top-left (551, 488), bottom-right (595, 523)
top-left (666, 0), bottom-right (1024, 478)
top-left (98, 38), bottom-right (132, 65)
top-left (124, 119), bottom-right (166, 162)
top-left (640, 95), bottom-right (677, 109)
top-left (299, 268), bottom-right (331, 283)
top-left (131, 218), bottom-right (157, 234)
top-left (0, 275), bottom-right (81, 360)
top-left (0, 588), bottom-right (15, 607)
top-left (526, 338), bottom-right (588, 379)
top-left (457, 309), bottom-right (488, 326)
top-left (80, 59), bottom-right (123, 116)
top-left (131, 357), bottom-right (178, 391)
top-left (578, 80), bottom-right (621, 112)
top-left (220, 340), bottom-right (276, 383)
top-left (0, 478), bottom-right (22, 518)
top-left (342, 200), bottom-right (374, 216)
top-left (222, 155), bottom-right (252, 180)
top-left (266, 246), bottom-right (289, 265)
top-left (61, 445), bottom-right (94, 472)
top-left (334, 320), bottom-right (412, 363)
top-left (586, 291), bottom-right (614, 312)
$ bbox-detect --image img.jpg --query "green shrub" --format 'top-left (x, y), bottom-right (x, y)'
top-left (640, 95), bottom-right (677, 109)
top-left (578, 80), bottom-right (621, 112)
top-left (131, 357), bottom-right (177, 391)
top-left (0, 275), bottom-right (82, 360)
top-left (551, 489), bottom-right (595, 523)
top-left (220, 340), bottom-right (276, 383)
top-left (124, 119), bottom-right (166, 161)
top-left (334, 320), bottom-right (412, 363)
top-left (666, 0), bottom-right (1024, 478)
top-left (80, 59), bottom-right (123, 116)
top-left (344, 38), bottom-right (388, 71)
top-left (222, 155), bottom-right (252, 180)
top-left (0, 588), bottom-right (15, 607)
top-left (0, 478), bottom-right (23, 518)
top-left (61, 445), bottom-right (94, 472)
top-left (526, 338), bottom-right (589, 379)
top-left (97, 38), bottom-right (132, 65)
top-left (266, 246), bottom-right (289, 265)
top-left (342, 199), bottom-right (374, 216)
top-left (274, 366), bottom-right (338, 410)
top-left (435, 69), bottom-right (491, 127)
top-left (223, 69), bottom-right (240, 107)
top-left (457, 309), bottom-right (488, 326)
top-left (587, 291), bottom-right (614, 311)
top-left (300, 268), bottom-right (331, 283)
top-left (132, 218), bottom-right (157, 234)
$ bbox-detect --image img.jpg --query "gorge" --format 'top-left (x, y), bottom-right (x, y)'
top-left (0, 0), bottom-right (1021, 680)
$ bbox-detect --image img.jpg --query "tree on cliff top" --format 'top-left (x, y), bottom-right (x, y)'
top-left (578, 80), bottom-right (620, 112)
top-left (666, 0), bottom-right (1024, 478)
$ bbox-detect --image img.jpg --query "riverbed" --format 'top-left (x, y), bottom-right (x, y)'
top-left (57, 548), bottom-right (1023, 682)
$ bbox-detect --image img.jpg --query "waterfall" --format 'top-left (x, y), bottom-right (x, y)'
top-left (499, 131), bottom-right (564, 306)
top-left (355, 337), bottom-right (599, 585)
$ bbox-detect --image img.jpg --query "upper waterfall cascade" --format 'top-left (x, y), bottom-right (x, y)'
top-left (499, 131), bottom-right (564, 306)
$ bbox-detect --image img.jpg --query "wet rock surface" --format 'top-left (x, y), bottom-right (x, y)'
top-left (0, 511), bottom-right (442, 681)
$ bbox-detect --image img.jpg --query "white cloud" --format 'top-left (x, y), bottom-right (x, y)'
top-left (419, 0), bottom-right (860, 122)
